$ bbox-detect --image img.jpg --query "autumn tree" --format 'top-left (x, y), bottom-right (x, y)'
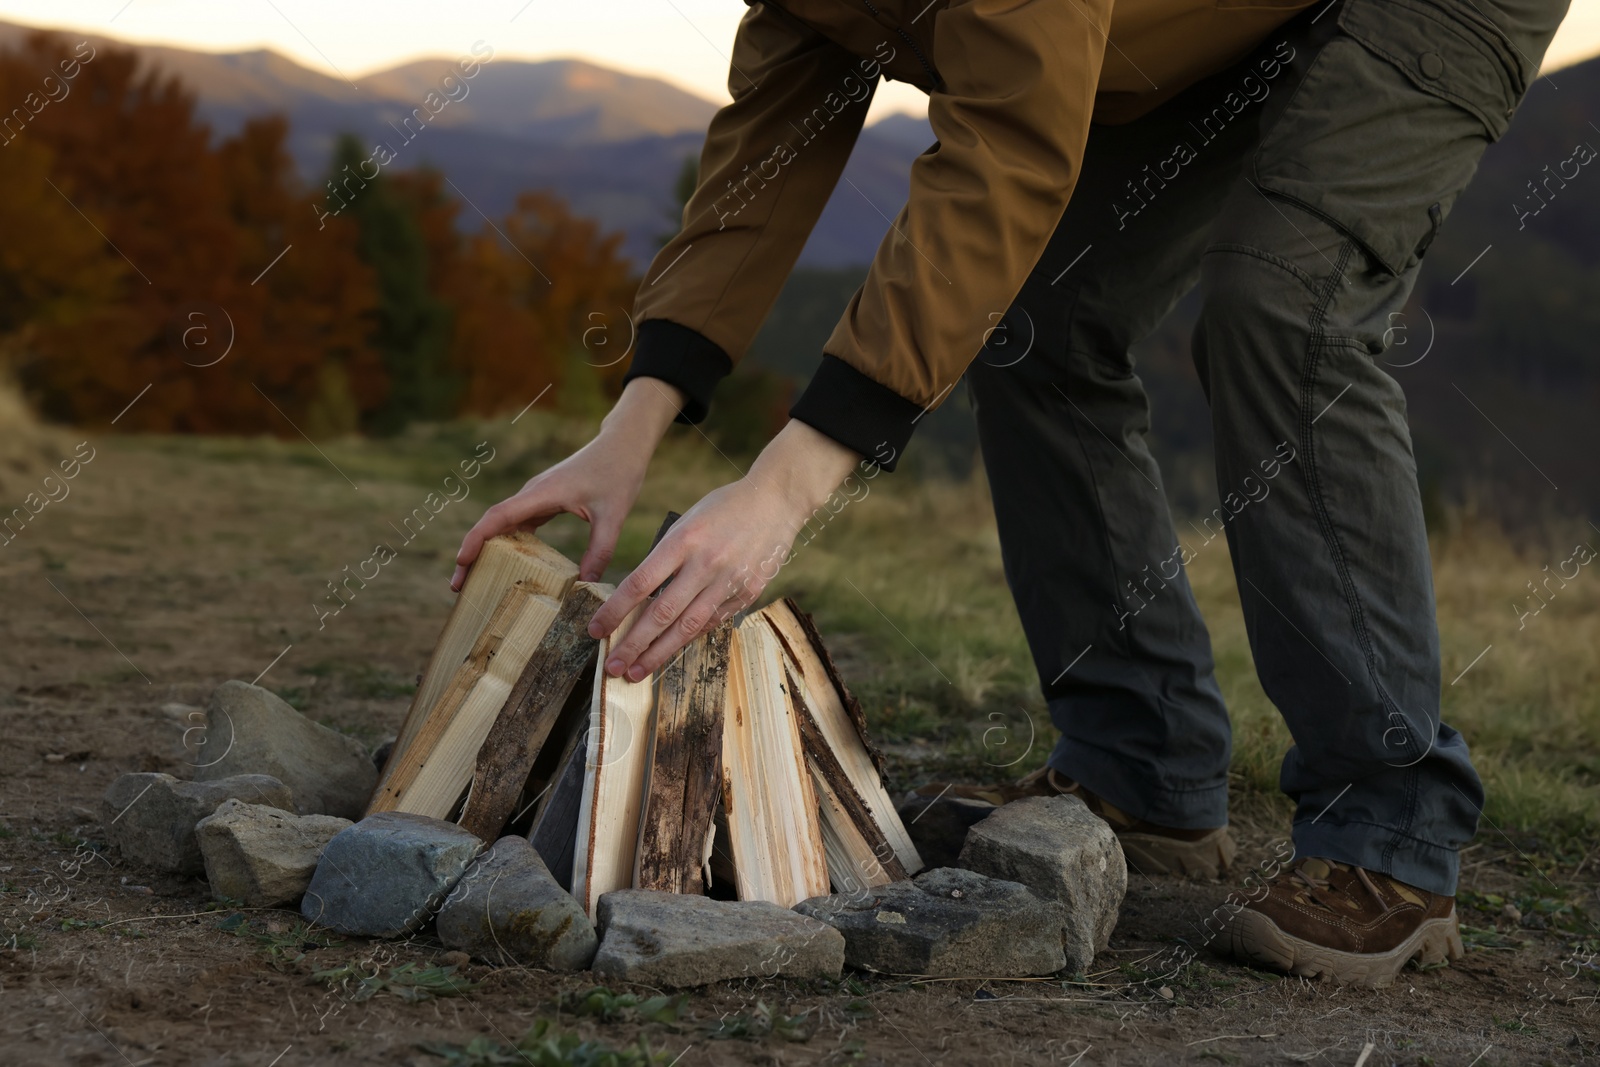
top-left (447, 191), bottom-right (634, 417)
top-left (1, 34), bottom-right (385, 435)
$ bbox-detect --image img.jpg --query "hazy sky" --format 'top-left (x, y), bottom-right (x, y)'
top-left (4, 0), bottom-right (1599, 123)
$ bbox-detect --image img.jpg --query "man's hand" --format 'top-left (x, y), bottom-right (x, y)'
top-left (588, 418), bottom-right (862, 680)
top-left (452, 378), bottom-right (687, 588)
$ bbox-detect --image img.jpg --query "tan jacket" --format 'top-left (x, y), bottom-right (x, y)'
top-left (627, 0), bottom-right (1319, 468)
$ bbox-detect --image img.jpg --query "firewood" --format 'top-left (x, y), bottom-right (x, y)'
top-left (633, 626), bottom-right (731, 894)
top-left (720, 615), bottom-right (830, 907)
top-left (457, 582), bottom-right (606, 840)
top-left (759, 599), bottom-right (924, 882)
top-left (529, 716), bottom-right (589, 891)
top-left (570, 599), bottom-right (655, 916)
top-left (370, 583), bottom-right (560, 818)
top-left (787, 665), bottom-right (909, 892)
top-left (376, 532), bottom-right (576, 802)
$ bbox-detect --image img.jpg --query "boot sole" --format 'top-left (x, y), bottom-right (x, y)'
top-left (1224, 906), bottom-right (1464, 988)
top-left (1119, 827), bottom-right (1238, 880)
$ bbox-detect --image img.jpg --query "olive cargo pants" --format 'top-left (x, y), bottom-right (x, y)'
top-left (967, 0), bottom-right (1568, 895)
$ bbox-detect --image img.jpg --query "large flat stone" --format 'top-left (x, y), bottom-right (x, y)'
top-left (101, 772), bottom-right (294, 875)
top-left (593, 890), bottom-right (844, 988)
top-left (795, 867), bottom-right (1066, 977)
top-left (195, 798), bottom-right (351, 906)
top-left (301, 812), bottom-right (484, 937)
top-left (437, 837), bottom-right (596, 971)
top-left (191, 680), bottom-right (377, 819)
top-left (957, 794), bottom-right (1125, 971)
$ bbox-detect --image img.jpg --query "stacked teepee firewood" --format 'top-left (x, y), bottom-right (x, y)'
top-left (369, 526), bottom-right (922, 914)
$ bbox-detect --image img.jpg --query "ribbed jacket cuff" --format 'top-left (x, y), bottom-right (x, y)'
top-left (622, 319), bottom-right (734, 424)
top-left (789, 354), bottom-right (925, 473)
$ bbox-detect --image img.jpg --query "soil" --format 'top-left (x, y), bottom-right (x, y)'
top-left (1, 439), bottom-right (1595, 1067)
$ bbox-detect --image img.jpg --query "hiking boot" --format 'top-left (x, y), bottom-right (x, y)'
top-left (911, 767), bottom-right (1237, 879)
top-left (1222, 856), bottom-right (1464, 987)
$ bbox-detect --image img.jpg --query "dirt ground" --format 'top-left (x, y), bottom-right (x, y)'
top-left (2, 434), bottom-right (1596, 1067)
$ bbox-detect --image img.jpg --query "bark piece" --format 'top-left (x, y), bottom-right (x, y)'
top-left (634, 626), bottom-right (731, 894)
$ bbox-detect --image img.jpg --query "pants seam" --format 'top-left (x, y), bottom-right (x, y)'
top-left (1203, 240), bottom-right (1321, 293)
top-left (1058, 382), bottom-right (1134, 660)
top-left (1295, 239), bottom-right (1420, 865)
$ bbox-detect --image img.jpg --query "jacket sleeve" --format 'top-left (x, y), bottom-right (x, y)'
top-left (625, 1), bottom-right (878, 423)
top-left (790, 0), bottom-right (1112, 470)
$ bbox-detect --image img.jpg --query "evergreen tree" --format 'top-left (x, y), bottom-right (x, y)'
top-left (325, 134), bottom-right (457, 434)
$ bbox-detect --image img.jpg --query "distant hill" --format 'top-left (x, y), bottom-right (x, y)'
top-left (0, 20), bottom-right (922, 269)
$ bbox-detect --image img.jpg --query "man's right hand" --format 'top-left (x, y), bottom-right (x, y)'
top-left (451, 377), bottom-right (688, 589)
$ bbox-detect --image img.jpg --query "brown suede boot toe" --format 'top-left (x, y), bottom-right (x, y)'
top-left (1223, 857), bottom-right (1464, 988)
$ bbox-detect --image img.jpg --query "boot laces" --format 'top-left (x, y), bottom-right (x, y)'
top-left (1290, 861), bottom-right (1394, 917)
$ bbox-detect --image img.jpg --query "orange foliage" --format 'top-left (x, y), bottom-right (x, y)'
top-left (446, 192), bottom-right (635, 417)
top-left (0, 31), bottom-right (638, 435)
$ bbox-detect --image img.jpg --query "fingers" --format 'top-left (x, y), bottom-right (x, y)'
top-left (578, 512), bottom-right (623, 583)
top-left (626, 585), bottom-right (737, 679)
top-left (450, 489), bottom-right (561, 592)
top-left (602, 555), bottom-right (707, 681)
top-left (587, 539), bottom-right (683, 643)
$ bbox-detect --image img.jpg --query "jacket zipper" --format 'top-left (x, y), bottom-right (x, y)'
top-left (859, 0), bottom-right (945, 90)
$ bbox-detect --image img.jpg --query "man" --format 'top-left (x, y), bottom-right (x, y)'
top-left (455, 0), bottom-right (1569, 986)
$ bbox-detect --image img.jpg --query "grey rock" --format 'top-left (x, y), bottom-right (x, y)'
top-left (301, 811), bottom-right (484, 937)
top-left (436, 837), bottom-right (596, 971)
top-left (895, 790), bottom-right (996, 869)
top-left (191, 680), bottom-right (377, 819)
top-left (100, 772), bottom-right (294, 875)
top-left (593, 890), bottom-right (844, 988)
top-left (195, 798), bottom-right (351, 907)
top-left (958, 795), bottom-right (1125, 971)
top-left (795, 867), bottom-right (1066, 977)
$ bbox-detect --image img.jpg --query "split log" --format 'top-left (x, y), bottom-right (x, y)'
top-left (376, 532), bottom-right (576, 799)
top-left (633, 626), bottom-right (731, 894)
top-left (457, 582), bottom-right (606, 840)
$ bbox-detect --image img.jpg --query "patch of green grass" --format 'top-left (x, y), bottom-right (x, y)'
top-left (1458, 889), bottom-right (1508, 913)
top-left (304, 660), bottom-right (417, 700)
top-left (1460, 924), bottom-right (1531, 952)
top-left (557, 987), bottom-right (687, 1024)
top-left (314, 961), bottom-right (476, 1002)
top-left (707, 1001), bottom-right (815, 1043)
top-left (421, 1020), bottom-right (667, 1066)
top-left (270, 685), bottom-right (311, 711)
top-left (216, 913), bottom-right (343, 969)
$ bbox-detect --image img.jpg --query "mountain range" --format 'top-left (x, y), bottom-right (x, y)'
top-left (0, 19), bottom-right (930, 269)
